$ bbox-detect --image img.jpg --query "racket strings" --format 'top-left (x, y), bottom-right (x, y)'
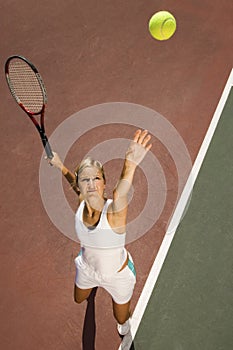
top-left (8, 59), bottom-right (46, 114)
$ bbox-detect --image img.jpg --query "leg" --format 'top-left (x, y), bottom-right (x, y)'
top-left (74, 284), bottom-right (93, 304)
top-left (112, 299), bottom-right (131, 325)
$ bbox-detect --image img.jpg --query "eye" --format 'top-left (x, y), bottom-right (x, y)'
top-left (81, 178), bottom-right (89, 182)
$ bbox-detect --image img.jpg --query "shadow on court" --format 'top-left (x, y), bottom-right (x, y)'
top-left (82, 287), bottom-right (98, 350)
top-left (82, 286), bottom-right (136, 350)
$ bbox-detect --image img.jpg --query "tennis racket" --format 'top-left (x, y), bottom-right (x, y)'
top-left (5, 55), bottom-right (53, 159)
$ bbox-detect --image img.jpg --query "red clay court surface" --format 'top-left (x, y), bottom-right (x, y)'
top-left (1, 1), bottom-right (233, 349)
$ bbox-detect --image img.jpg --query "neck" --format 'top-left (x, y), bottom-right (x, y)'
top-left (85, 198), bottom-right (106, 217)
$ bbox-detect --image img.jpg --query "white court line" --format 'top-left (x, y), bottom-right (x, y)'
top-left (118, 69), bottom-right (233, 350)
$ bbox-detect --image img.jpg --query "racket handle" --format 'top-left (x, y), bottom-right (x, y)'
top-left (41, 134), bottom-right (53, 159)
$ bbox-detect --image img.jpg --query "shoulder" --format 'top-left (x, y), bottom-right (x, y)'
top-left (75, 199), bottom-right (85, 215)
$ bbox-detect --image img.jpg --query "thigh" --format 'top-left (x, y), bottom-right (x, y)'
top-left (74, 284), bottom-right (93, 304)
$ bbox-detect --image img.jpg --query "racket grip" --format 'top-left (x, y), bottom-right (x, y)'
top-left (41, 134), bottom-right (53, 159)
top-left (45, 141), bottom-right (54, 159)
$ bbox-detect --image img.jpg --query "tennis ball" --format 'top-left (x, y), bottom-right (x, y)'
top-left (149, 11), bottom-right (176, 41)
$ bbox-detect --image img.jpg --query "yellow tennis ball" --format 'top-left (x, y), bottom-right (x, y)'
top-left (149, 11), bottom-right (176, 41)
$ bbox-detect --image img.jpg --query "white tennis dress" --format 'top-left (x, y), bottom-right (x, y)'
top-left (74, 199), bottom-right (136, 304)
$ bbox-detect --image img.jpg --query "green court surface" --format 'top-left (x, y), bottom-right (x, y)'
top-left (128, 84), bottom-right (233, 349)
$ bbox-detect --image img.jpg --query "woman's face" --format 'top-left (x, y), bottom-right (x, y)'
top-left (77, 166), bottom-right (105, 202)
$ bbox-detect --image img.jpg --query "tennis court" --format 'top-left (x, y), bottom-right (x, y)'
top-left (1, 1), bottom-right (233, 349)
top-left (120, 71), bottom-right (233, 350)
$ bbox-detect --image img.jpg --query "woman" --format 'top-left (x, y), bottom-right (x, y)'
top-left (49, 129), bottom-right (152, 336)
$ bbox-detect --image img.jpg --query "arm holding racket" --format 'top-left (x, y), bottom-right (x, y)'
top-left (48, 152), bottom-right (79, 195)
top-left (5, 56), bottom-right (80, 195)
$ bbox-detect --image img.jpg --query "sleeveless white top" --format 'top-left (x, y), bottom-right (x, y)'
top-left (75, 199), bottom-right (126, 249)
top-left (75, 199), bottom-right (127, 275)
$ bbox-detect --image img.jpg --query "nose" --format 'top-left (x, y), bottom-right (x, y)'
top-left (87, 178), bottom-right (95, 188)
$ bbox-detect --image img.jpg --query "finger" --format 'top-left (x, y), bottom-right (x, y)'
top-left (133, 129), bottom-right (142, 142)
top-left (145, 143), bottom-right (152, 151)
top-left (138, 130), bottom-right (148, 144)
top-left (142, 134), bottom-right (151, 147)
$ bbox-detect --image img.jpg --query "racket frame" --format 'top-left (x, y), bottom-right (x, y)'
top-left (5, 55), bottom-right (53, 159)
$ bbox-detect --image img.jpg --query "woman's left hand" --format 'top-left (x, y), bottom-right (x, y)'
top-left (125, 129), bottom-right (152, 165)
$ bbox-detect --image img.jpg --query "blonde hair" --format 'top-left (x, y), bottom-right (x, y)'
top-left (74, 157), bottom-right (106, 185)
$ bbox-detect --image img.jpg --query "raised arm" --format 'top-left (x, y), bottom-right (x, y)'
top-left (48, 152), bottom-right (80, 196)
top-left (111, 130), bottom-right (152, 227)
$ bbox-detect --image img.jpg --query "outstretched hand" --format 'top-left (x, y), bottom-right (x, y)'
top-left (125, 129), bottom-right (152, 165)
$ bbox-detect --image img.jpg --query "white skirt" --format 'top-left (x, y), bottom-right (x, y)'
top-left (74, 251), bottom-right (136, 304)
